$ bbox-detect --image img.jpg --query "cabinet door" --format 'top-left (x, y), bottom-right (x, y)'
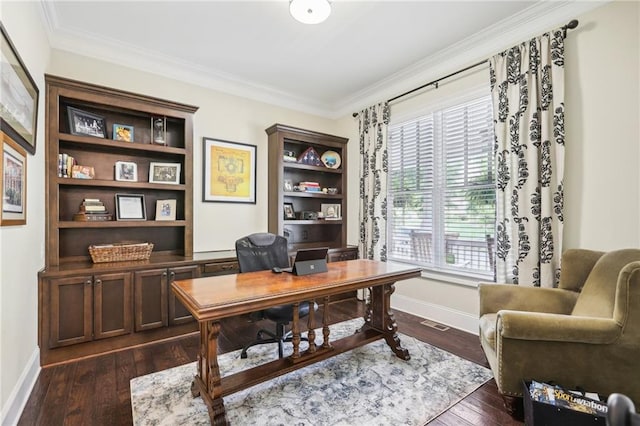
top-left (93, 272), bottom-right (133, 340)
top-left (49, 276), bottom-right (93, 348)
top-left (168, 265), bottom-right (200, 325)
top-left (133, 269), bottom-right (168, 332)
top-left (327, 247), bottom-right (359, 262)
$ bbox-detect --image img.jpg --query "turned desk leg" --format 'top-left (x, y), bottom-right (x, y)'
top-left (369, 283), bottom-right (410, 360)
top-left (193, 321), bottom-right (228, 426)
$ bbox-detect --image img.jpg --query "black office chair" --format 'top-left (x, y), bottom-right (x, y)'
top-left (607, 394), bottom-right (640, 426)
top-left (235, 233), bottom-right (318, 359)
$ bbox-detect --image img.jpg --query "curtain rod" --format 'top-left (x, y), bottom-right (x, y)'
top-left (352, 19), bottom-right (579, 118)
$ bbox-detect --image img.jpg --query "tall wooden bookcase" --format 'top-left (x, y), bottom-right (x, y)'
top-left (38, 76), bottom-right (240, 366)
top-left (265, 124), bottom-right (357, 262)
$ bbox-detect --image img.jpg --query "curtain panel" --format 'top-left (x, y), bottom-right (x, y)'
top-left (490, 28), bottom-right (566, 286)
top-left (358, 102), bottom-right (390, 261)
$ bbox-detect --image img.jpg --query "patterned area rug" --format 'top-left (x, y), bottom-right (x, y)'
top-left (130, 319), bottom-right (492, 425)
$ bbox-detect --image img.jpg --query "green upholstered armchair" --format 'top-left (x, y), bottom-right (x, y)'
top-left (478, 248), bottom-right (640, 413)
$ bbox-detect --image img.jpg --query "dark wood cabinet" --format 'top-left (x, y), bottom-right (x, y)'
top-left (48, 276), bottom-right (93, 348)
top-left (93, 272), bottom-right (132, 340)
top-left (266, 124), bottom-right (358, 262)
top-left (38, 76), bottom-right (238, 366)
top-left (48, 272), bottom-right (132, 348)
top-left (266, 124), bottom-right (349, 251)
top-left (44, 75), bottom-right (198, 266)
top-left (133, 268), bottom-right (168, 331)
top-left (168, 265), bottom-right (200, 325)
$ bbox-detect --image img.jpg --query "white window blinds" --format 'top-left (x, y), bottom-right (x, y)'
top-left (388, 95), bottom-right (495, 279)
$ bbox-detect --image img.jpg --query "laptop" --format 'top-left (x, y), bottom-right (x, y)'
top-left (284, 247), bottom-right (329, 275)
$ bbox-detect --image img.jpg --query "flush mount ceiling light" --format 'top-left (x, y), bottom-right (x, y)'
top-left (289, 0), bottom-right (331, 25)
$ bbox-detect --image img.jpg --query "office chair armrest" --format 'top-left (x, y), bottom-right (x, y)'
top-left (479, 283), bottom-right (578, 316)
top-left (497, 310), bottom-right (621, 344)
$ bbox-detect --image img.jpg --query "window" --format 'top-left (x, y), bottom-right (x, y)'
top-left (387, 95), bottom-right (495, 279)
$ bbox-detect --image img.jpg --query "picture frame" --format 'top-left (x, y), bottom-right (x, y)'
top-left (149, 162), bottom-right (181, 185)
top-left (113, 124), bottom-right (134, 142)
top-left (115, 193), bottom-right (146, 221)
top-left (284, 179), bottom-right (293, 192)
top-left (283, 202), bottom-right (295, 220)
top-left (321, 203), bottom-right (341, 219)
top-left (0, 23), bottom-right (39, 155)
top-left (67, 106), bottom-right (107, 138)
top-left (115, 161), bottom-right (137, 182)
top-left (155, 199), bottom-right (176, 221)
top-left (202, 137), bottom-right (256, 204)
top-left (1, 131), bottom-right (26, 226)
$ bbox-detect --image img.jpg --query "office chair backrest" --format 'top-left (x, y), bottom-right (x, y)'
top-left (235, 233), bottom-right (290, 273)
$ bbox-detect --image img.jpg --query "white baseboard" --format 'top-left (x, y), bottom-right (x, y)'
top-left (1, 349), bottom-right (40, 426)
top-left (391, 294), bottom-right (479, 335)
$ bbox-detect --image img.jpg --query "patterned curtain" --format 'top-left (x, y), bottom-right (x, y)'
top-left (358, 102), bottom-right (390, 261)
top-left (489, 28), bottom-right (566, 286)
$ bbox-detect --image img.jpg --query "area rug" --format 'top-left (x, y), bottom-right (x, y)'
top-left (131, 319), bottom-right (492, 425)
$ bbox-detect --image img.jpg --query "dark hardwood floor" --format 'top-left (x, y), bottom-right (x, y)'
top-left (19, 299), bottom-right (523, 425)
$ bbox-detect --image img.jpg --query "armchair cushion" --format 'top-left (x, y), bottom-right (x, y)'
top-left (572, 249), bottom-right (640, 318)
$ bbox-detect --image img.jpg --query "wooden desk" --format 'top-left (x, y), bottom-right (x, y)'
top-left (172, 259), bottom-right (421, 425)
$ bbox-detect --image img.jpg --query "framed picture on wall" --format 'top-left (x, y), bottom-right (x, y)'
top-left (0, 23), bottom-right (39, 155)
top-left (202, 137), bottom-right (256, 204)
top-left (1, 131), bottom-right (27, 226)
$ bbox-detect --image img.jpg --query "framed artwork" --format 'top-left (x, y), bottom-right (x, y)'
top-left (321, 203), bottom-right (341, 219)
top-left (1, 131), bottom-right (27, 226)
top-left (67, 106), bottom-right (107, 138)
top-left (0, 23), bottom-right (39, 155)
top-left (283, 202), bottom-right (295, 220)
top-left (113, 124), bottom-right (134, 142)
top-left (155, 199), bottom-right (176, 221)
top-left (149, 162), bottom-right (181, 184)
top-left (115, 161), bottom-right (137, 182)
top-left (115, 193), bottom-right (146, 221)
top-left (202, 137), bottom-right (256, 204)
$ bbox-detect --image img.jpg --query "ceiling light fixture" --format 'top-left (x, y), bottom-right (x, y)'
top-left (289, 0), bottom-right (331, 25)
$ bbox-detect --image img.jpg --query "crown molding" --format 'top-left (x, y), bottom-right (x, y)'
top-left (334, 0), bottom-right (611, 118)
top-left (39, 1), bottom-right (610, 120)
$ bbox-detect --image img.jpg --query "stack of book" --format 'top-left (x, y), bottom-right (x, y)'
top-left (58, 153), bottom-right (77, 178)
top-left (299, 181), bottom-right (321, 192)
top-left (73, 198), bottom-right (112, 221)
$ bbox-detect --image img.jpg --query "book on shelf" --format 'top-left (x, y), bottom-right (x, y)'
top-left (73, 212), bottom-right (112, 222)
top-left (59, 153), bottom-right (78, 178)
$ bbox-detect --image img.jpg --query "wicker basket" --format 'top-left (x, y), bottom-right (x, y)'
top-left (89, 242), bottom-right (153, 263)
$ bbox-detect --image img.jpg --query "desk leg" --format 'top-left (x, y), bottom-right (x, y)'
top-left (193, 321), bottom-right (228, 425)
top-left (369, 283), bottom-right (410, 360)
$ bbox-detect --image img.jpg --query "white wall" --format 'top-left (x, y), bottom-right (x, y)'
top-left (0, 2), bottom-right (50, 424)
top-left (371, 0), bottom-right (640, 332)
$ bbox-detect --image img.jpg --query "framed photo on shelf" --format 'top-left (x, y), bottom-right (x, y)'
top-left (321, 203), bottom-right (341, 219)
top-left (115, 193), bottom-right (146, 220)
top-left (149, 162), bottom-right (181, 185)
top-left (113, 124), bottom-right (134, 142)
top-left (1, 131), bottom-right (26, 226)
top-left (284, 179), bottom-right (293, 192)
top-left (0, 23), bottom-right (39, 155)
top-left (283, 203), bottom-right (295, 220)
top-left (155, 199), bottom-right (176, 221)
top-left (115, 161), bottom-right (137, 182)
top-left (67, 106), bottom-right (107, 138)
top-left (202, 137), bottom-right (256, 204)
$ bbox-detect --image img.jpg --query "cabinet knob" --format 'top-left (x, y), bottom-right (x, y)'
top-left (94, 279), bottom-right (102, 285)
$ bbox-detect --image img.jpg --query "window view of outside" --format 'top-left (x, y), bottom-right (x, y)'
top-left (387, 95), bottom-right (495, 279)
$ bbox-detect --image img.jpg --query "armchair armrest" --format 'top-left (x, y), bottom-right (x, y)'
top-left (497, 310), bottom-right (621, 344)
top-left (479, 283), bottom-right (579, 316)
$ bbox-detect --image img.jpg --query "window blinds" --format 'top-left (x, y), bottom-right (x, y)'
top-left (388, 95), bottom-right (495, 278)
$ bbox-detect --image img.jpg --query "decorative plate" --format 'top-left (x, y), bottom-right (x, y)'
top-left (321, 150), bottom-right (341, 169)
